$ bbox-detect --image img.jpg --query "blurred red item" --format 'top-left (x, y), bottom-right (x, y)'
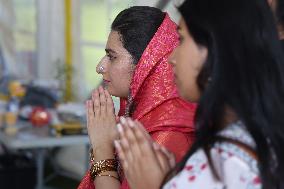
top-left (30, 107), bottom-right (51, 127)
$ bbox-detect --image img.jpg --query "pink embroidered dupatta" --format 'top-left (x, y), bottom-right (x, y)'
top-left (78, 14), bottom-right (196, 189)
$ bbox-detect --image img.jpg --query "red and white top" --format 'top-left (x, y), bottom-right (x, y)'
top-left (164, 122), bottom-right (261, 189)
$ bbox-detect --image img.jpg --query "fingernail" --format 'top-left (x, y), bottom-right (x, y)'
top-left (114, 140), bottom-right (120, 149)
top-left (153, 142), bottom-right (159, 150)
top-left (120, 117), bottom-right (126, 124)
top-left (117, 123), bottom-right (123, 133)
top-left (161, 146), bottom-right (168, 154)
top-left (128, 120), bottom-right (135, 128)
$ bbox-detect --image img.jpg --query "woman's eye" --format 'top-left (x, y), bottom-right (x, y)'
top-left (107, 54), bottom-right (116, 61)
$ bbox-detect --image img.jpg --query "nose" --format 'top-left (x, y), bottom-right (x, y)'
top-left (96, 56), bottom-right (107, 74)
top-left (168, 49), bottom-right (177, 66)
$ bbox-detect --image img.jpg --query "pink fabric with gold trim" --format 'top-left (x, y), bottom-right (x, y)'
top-left (78, 13), bottom-right (196, 189)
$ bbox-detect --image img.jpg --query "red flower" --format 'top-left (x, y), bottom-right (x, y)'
top-left (185, 165), bottom-right (193, 171)
top-left (188, 175), bottom-right (196, 182)
top-left (200, 163), bottom-right (207, 170)
top-left (253, 176), bottom-right (261, 185)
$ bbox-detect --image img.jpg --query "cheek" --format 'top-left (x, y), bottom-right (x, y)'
top-left (181, 74), bottom-right (200, 102)
top-left (176, 53), bottom-right (202, 101)
top-left (115, 70), bottom-right (132, 86)
top-left (178, 65), bottom-right (197, 97)
top-left (110, 68), bottom-right (128, 84)
top-left (108, 64), bottom-right (133, 96)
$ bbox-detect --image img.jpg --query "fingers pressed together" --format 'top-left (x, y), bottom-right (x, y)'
top-left (86, 86), bottom-right (114, 120)
top-left (114, 117), bottom-right (176, 172)
top-left (114, 117), bottom-right (151, 169)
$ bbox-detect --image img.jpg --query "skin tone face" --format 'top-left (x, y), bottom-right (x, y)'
top-left (96, 31), bottom-right (135, 98)
top-left (168, 18), bottom-right (208, 102)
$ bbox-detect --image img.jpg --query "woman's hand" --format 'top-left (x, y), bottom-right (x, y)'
top-left (114, 118), bottom-right (175, 189)
top-left (86, 86), bottom-right (117, 157)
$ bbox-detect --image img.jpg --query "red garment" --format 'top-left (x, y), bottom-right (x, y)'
top-left (77, 14), bottom-right (196, 189)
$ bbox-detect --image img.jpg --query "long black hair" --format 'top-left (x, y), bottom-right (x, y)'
top-left (276, 0), bottom-right (284, 27)
top-left (169, 0), bottom-right (284, 188)
top-left (111, 6), bottom-right (165, 64)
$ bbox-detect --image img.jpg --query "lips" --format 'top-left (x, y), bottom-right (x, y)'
top-left (103, 79), bottom-right (111, 83)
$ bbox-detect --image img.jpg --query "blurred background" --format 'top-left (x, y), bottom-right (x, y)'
top-left (0, 0), bottom-right (180, 100)
top-left (0, 0), bottom-right (180, 188)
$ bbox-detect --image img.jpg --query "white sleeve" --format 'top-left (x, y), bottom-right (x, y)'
top-left (210, 146), bottom-right (261, 189)
top-left (163, 149), bottom-right (224, 189)
top-left (163, 147), bottom-right (261, 189)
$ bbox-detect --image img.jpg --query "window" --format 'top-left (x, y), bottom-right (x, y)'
top-left (80, 0), bottom-right (134, 93)
top-left (13, 0), bottom-right (37, 80)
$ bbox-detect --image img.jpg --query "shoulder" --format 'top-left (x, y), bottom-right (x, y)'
top-left (163, 122), bottom-right (262, 189)
top-left (210, 142), bottom-right (261, 188)
top-left (211, 122), bottom-right (261, 188)
top-left (164, 149), bottom-right (222, 189)
top-left (164, 147), bottom-right (261, 189)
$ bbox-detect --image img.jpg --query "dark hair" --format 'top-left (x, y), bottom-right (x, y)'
top-left (276, 0), bottom-right (284, 27)
top-left (111, 6), bottom-right (165, 64)
top-left (168, 0), bottom-right (284, 188)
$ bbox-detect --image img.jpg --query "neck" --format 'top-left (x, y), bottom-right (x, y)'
top-left (221, 106), bottom-right (238, 128)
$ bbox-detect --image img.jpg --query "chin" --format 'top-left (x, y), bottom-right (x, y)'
top-left (105, 87), bottom-right (120, 98)
top-left (104, 86), bottom-right (113, 95)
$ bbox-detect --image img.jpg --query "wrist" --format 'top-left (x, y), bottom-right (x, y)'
top-left (89, 158), bottom-right (119, 182)
top-left (92, 145), bottom-right (115, 161)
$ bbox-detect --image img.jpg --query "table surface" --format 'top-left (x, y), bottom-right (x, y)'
top-left (0, 123), bottom-right (89, 149)
top-left (0, 122), bottom-right (90, 189)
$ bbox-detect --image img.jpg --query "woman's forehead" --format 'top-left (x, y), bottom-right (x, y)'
top-left (106, 31), bottom-right (128, 55)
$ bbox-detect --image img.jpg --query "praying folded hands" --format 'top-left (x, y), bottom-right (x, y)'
top-left (86, 86), bottom-right (118, 157)
top-left (115, 117), bottom-right (176, 189)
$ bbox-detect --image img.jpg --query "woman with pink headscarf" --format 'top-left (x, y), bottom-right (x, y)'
top-left (78, 6), bottom-right (196, 189)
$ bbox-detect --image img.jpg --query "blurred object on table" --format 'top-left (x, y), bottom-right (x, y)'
top-left (29, 106), bottom-right (51, 127)
top-left (50, 103), bottom-right (86, 136)
top-left (8, 80), bottom-right (26, 98)
top-left (3, 80), bottom-right (25, 136)
top-left (20, 85), bottom-right (58, 109)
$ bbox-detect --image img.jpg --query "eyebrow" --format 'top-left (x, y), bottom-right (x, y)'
top-left (105, 48), bottom-right (117, 54)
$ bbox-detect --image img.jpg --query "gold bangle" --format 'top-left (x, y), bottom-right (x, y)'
top-left (90, 159), bottom-right (118, 181)
top-left (96, 174), bottom-right (120, 181)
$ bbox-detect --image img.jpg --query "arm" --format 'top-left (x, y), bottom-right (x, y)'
top-left (92, 148), bottom-right (120, 189)
top-left (90, 88), bottom-right (120, 189)
top-left (78, 87), bottom-right (120, 189)
top-left (115, 119), bottom-right (170, 189)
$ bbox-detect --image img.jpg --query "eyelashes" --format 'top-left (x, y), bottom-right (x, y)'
top-left (107, 54), bottom-right (116, 61)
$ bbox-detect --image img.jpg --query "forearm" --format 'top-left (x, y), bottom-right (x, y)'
top-left (93, 146), bottom-right (120, 189)
top-left (94, 175), bottom-right (120, 189)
